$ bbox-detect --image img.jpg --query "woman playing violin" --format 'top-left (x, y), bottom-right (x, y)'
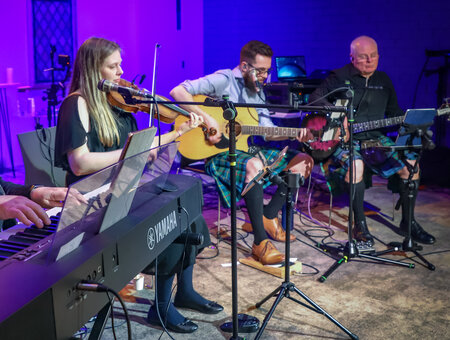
top-left (55, 37), bottom-right (203, 186)
top-left (55, 37), bottom-right (221, 334)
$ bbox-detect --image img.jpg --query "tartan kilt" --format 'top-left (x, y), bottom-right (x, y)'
top-left (325, 135), bottom-right (418, 194)
top-left (205, 147), bottom-right (299, 208)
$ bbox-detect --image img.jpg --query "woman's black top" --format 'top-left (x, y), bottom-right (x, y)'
top-left (54, 94), bottom-right (137, 185)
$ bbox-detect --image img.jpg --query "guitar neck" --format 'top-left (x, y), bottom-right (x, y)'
top-left (353, 115), bottom-right (404, 133)
top-left (241, 125), bottom-right (300, 138)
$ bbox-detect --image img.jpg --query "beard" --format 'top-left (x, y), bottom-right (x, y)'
top-left (243, 71), bottom-right (259, 93)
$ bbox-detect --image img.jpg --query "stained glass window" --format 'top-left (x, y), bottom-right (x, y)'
top-left (32, 0), bottom-right (73, 83)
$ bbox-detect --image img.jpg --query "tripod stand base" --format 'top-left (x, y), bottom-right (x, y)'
top-left (376, 240), bottom-right (435, 271)
top-left (318, 241), bottom-right (415, 283)
top-left (254, 281), bottom-right (358, 340)
top-left (239, 256), bottom-right (302, 279)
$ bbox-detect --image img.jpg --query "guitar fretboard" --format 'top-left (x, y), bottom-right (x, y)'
top-left (353, 116), bottom-right (404, 133)
top-left (241, 125), bottom-right (299, 138)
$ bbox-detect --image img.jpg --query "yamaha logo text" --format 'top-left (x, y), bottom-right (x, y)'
top-left (147, 211), bottom-right (178, 250)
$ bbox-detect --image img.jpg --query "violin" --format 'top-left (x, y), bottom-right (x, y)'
top-left (106, 78), bottom-right (215, 136)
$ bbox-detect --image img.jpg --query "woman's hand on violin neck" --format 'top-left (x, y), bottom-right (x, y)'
top-left (188, 112), bottom-right (204, 129)
top-left (178, 112), bottom-right (204, 135)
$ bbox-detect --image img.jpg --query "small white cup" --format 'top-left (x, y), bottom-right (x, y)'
top-left (135, 275), bottom-right (144, 290)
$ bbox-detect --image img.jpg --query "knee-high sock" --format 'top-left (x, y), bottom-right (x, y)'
top-left (243, 182), bottom-right (267, 245)
top-left (147, 273), bottom-right (184, 325)
top-left (349, 180), bottom-right (366, 224)
top-left (175, 264), bottom-right (209, 305)
top-left (263, 182), bottom-right (287, 220)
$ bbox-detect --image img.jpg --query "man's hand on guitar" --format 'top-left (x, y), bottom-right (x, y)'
top-left (296, 128), bottom-right (314, 143)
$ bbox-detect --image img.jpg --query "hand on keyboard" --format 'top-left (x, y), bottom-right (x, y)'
top-left (30, 187), bottom-right (87, 209)
top-left (0, 195), bottom-right (50, 228)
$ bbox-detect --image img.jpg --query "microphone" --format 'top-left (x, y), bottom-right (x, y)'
top-left (173, 232), bottom-right (204, 245)
top-left (251, 69), bottom-right (261, 92)
top-left (97, 79), bottom-right (153, 98)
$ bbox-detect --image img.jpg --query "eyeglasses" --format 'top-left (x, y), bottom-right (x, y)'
top-left (247, 62), bottom-right (272, 75)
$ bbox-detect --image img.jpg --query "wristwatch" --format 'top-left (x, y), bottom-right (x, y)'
top-left (28, 184), bottom-right (43, 199)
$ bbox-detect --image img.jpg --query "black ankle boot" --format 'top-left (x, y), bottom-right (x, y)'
top-left (400, 219), bottom-right (435, 244)
top-left (353, 220), bottom-right (374, 246)
top-left (398, 179), bottom-right (435, 245)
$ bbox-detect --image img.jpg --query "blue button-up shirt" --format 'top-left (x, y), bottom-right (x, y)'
top-left (181, 66), bottom-right (276, 128)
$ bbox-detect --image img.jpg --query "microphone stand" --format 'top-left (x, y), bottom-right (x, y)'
top-left (43, 45), bottom-right (59, 127)
top-left (149, 43), bottom-right (161, 128)
top-left (317, 87), bottom-right (414, 283)
top-left (146, 43), bottom-right (178, 193)
top-left (43, 46), bottom-right (71, 127)
top-left (220, 95), bottom-right (242, 340)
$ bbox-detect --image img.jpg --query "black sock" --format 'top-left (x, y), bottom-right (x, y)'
top-left (348, 180), bottom-right (366, 224)
top-left (147, 274), bottom-right (185, 325)
top-left (243, 182), bottom-right (267, 245)
top-left (263, 182), bottom-right (287, 220)
top-left (175, 264), bottom-right (209, 305)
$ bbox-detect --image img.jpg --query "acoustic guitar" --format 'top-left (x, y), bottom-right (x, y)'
top-left (174, 95), bottom-right (308, 160)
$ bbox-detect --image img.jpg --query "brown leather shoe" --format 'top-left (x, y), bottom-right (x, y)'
top-left (263, 216), bottom-right (296, 242)
top-left (242, 217), bottom-right (295, 242)
top-left (252, 239), bottom-right (285, 265)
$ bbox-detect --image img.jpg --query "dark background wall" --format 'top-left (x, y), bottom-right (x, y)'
top-left (203, 0), bottom-right (449, 112)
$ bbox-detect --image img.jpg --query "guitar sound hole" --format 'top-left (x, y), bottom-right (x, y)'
top-left (225, 123), bottom-right (242, 136)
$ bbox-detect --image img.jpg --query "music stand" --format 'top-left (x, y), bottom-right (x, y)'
top-left (372, 109), bottom-right (436, 270)
top-left (47, 129), bottom-right (157, 263)
top-left (99, 127), bottom-right (156, 232)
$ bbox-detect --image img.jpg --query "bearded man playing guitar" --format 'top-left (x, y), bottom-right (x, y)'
top-left (309, 35), bottom-right (435, 246)
top-left (170, 40), bottom-right (314, 265)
